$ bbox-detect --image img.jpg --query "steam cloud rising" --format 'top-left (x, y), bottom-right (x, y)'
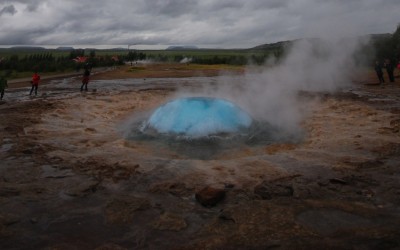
top-left (179, 37), bottom-right (363, 135)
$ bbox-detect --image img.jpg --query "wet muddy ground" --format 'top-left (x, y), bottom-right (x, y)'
top-left (0, 66), bottom-right (399, 249)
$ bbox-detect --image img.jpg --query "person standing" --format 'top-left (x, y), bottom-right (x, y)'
top-left (397, 61), bottom-right (400, 77)
top-left (374, 60), bottom-right (385, 85)
top-left (30, 72), bottom-right (40, 96)
top-left (384, 59), bottom-right (395, 83)
top-left (0, 74), bottom-right (8, 100)
top-left (80, 66), bottom-right (91, 91)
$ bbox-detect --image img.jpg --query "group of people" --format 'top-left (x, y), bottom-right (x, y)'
top-left (0, 63), bottom-right (92, 100)
top-left (374, 59), bottom-right (399, 85)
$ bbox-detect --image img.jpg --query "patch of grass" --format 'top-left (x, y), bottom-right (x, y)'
top-left (127, 66), bottom-right (146, 72)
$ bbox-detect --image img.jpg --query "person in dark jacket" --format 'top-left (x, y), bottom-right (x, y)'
top-left (0, 74), bottom-right (8, 100)
top-left (30, 72), bottom-right (40, 96)
top-left (374, 60), bottom-right (385, 85)
top-left (384, 59), bottom-right (395, 82)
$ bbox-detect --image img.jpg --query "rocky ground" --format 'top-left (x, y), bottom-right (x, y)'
top-left (0, 64), bottom-right (399, 249)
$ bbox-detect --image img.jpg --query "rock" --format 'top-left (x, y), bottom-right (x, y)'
top-left (329, 178), bottom-right (347, 185)
top-left (254, 181), bottom-right (293, 200)
top-left (195, 186), bottom-right (225, 207)
top-left (152, 212), bottom-right (187, 231)
top-left (218, 209), bottom-right (235, 222)
top-left (224, 183), bottom-right (235, 189)
top-left (84, 127), bottom-right (96, 132)
top-left (22, 149), bottom-right (34, 154)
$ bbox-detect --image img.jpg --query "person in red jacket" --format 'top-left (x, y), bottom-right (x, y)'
top-left (30, 72), bottom-right (40, 96)
top-left (80, 64), bottom-right (91, 91)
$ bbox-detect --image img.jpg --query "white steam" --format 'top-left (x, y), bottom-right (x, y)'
top-left (180, 57), bottom-right (193, 64)
top-left (179, 37), bottom-right (364, 134)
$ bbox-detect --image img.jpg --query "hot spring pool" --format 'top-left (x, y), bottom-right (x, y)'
top-left (143, 97), bottom-right (253, 138)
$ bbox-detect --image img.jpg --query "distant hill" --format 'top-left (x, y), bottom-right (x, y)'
top-left (9, 46), bottom-right (45, 50)
top-left (166, 46), bottom-right (198, 50)
top-left (251, 34), bottom-right (391, 51)
top-left (108, 48), bottom-right (128, 51)
top-left (250, 40), bottom-right (295, 50)
top-left (56, 47), bottom-right (74, 50)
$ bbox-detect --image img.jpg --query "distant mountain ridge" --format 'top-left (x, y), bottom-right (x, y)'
top-left (9, 46), bottom-right (45, 50)
top-left (251, 33), bottom-right (391, 50)
top-left (250, 40), bottom-right (295, 50)
top-left (166, 45), bottom-right (198, 50)
top-left (56, 47), bottom-right (74, 50)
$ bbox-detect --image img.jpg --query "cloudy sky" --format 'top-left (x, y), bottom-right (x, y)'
top-left (0, 0), bottom-right (399, 49)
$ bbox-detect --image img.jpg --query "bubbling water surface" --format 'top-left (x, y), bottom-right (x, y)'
top-left (143, 97), bottom-right (253, 137)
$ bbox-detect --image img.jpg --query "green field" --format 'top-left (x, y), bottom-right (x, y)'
top-left (0, 47), bottom-right (276, 80)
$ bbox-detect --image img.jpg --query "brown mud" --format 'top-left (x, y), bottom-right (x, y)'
top-left (0, 64), bottom-right (399, 249)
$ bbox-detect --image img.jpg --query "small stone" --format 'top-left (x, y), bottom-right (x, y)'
top-left (85, 127), bottom-right (96, 132)
top-left (329, 178), bottom-right (347, 185)
top-left (22, 149), bottom-right (34, 154)
top-left (218, 209), bottom-right (235, 222)
top-left (195, 186), bottom-right (226, 207)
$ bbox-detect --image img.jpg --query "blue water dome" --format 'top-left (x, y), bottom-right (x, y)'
top-left (145, 97), bottom-right (253, 137)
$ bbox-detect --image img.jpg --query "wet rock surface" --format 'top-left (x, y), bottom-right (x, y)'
top-left (0, 73), bottom-right (400, 249)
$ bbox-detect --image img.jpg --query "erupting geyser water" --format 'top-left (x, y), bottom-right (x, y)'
top-left (143, 97), bottom-right (252, 138)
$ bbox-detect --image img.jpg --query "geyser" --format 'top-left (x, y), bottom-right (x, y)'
top-left (143, 97), bottom-right (252, 137)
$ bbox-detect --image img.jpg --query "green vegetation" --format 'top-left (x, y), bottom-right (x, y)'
top-left (355, 24), bottom-right (400, 65)
top-left (373, 24), bottom-right (400, 62)
top-left (0, 48), bottom-right (124, 79)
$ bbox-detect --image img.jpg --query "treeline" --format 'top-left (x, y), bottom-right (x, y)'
top-left (1, 53), bottom-right (76, 74)
top-left (0, 49), bottom-right (124, 77)
top-left (373, 24), bottom-right (400, 62)
top-left (355, 24), bottom-right (400, 65)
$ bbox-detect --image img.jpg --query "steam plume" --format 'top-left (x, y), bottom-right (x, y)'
top-left (182, 37), bottom-right (363, 135)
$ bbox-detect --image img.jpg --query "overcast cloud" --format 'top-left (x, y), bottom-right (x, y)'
top-left (0, 0), bottom-right (398, 48)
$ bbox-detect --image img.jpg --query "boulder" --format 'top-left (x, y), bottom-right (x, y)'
top-left (195, 186), bottom-right (226, 207)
